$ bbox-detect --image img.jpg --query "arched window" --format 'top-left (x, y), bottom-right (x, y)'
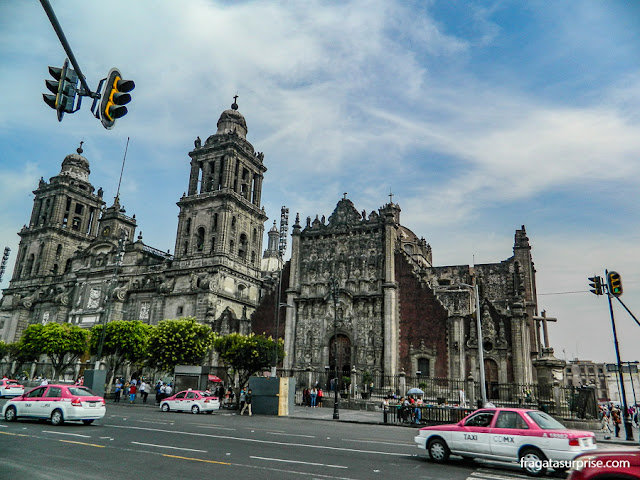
top-left (252, 228), bottom-right (257, 243)
top-left (230, 240), bottom-right (234, 254)
top-left (231, 216), bottom-right (237, 230)
top-left (52, 264), bottom-right (59, 275)
top-left (238, 233), bottom-right (248, 261)
top-left (210, 236), bottom-right (216, 253)
top-left (185, 218), bottom-right (192, 235)
top-left (213, 213), bottom-right (218, 231)
top-left (25, 254), bottom-right (35, 277)
top-left (195, 227), bottom-right (205, 252)
top-left (182, 241), bottom-right (189, 255)
top-left (251, 251), bottom-right (256, 264)
top-left (55, 244), bottom-right (63, 260)
top-left (64, 258), bottom-right (72, 273)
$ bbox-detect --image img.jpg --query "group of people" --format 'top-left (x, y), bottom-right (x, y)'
top-left (113, 377), bottom-right (151, 404)
top-left (599, 403), bottom-right (640, 437)
top-left (302, 387), bottom-right (324, 407)
top-left (385, 395), bottom-right (423, 424)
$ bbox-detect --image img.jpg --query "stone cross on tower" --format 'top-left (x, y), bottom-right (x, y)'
top-left (533, 310), bottom-right (557, 353)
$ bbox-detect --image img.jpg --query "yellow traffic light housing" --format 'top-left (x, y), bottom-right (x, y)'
top-left (588, 275), bottom-right (603, 295)
top-left (99, 68), bottom-right (135, 129)
top-left (607, 271), bottom-right (623, 297)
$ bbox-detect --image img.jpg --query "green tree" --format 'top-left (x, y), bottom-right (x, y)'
top-left (89, 320), bottom-right (153, 388)
top-left (7, 342), bottom-right (38, 378)
top-left (19, 323), bottom-right (88, 380)
top-left (146, 317), bottom-right (214, 373)
top-left (213, 333), bottom-right (284, 393)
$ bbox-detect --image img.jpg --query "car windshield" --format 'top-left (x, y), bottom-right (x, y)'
top-left (67, 386), bottom-right (97, 397)
top-left (7, 381), bottom-right (20, 385)
top-left (527, 411), bottom-right (566, 429)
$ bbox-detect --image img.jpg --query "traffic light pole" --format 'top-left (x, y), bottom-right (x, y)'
top-left (606, 280), bottom-right (634, 441)
top-left (39, 0), bottom-right (96, 98)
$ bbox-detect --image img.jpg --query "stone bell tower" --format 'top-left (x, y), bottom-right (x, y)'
top-left (170, 98), bottom-right (268, 330)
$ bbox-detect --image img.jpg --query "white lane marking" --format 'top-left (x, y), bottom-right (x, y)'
top-left (197, 425), bottom-right (237, 431)
top-left (250, 455), bottom-right (347, 469)
top-left (105, 424), bottom-right (410, 456)
top-left (266, 431), bottom-right (315, 438)
top-left (131, 441), bottom-right (207, 453)
top-left (342, 438), bottom-right (413, 446)
top-left (476, 467), bottom-right (532, 478)
top-left (469, 471), bottom-right (530, 480)
top-left (42, 430), bottom-right (91, 438)
top-left (134, 419), bottom-right (175, 425)
top-left (0, 424), bottom-right (7, 428)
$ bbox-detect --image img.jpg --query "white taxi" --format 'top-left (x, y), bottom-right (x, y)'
top-left (2, 384), bottom-right (106, 425)
top-left (160, 389), bottom-right (221, 414)
top-left (0, 378), bottom-right (24, 397)
top-left (414, 408), bottom-right (597, 476)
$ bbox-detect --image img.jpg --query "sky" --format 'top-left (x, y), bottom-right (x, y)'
top-left (1, 0), bottom-right (639, 364)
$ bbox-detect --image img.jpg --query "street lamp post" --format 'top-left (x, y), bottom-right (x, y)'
top-left (458, 281), bottom-right (487, 407)
top-left (329, 277), bottom-right (340, 420)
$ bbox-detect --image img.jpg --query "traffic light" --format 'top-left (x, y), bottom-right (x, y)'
top-left (99, 68), bottom-right (135, 129)
top-left (43, 59), bottom-right (79, 121)
top-left (588, 275), bottom-right (603, 295)
top-left (607, 271), bottom-right (623, 297)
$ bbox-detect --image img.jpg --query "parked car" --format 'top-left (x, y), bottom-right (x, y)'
top-left (414, 407), bottom-right (597, 476)
top-left (2, 384), bottom-right (106, 425)
top-left (160, 389), bottom-right (221, 414)
top-left (0, 378), bottom-right (25, 398)
top-left (568, 448), bottom-right (640, 479)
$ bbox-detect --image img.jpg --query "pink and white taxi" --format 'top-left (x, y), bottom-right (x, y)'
top-left (160, 389), bottom-right (221, 414)
top-left (2, 384), bottom-right (105, 425)
top-left (0, 378), bottom-right (24, 398)
top-left (414, 408), bottom-right (597, 476)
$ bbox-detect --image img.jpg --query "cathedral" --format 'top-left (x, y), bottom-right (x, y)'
top-left (0, 101), bottom-right (549, 385)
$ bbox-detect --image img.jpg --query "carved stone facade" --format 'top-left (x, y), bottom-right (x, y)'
top-left (281, 196), bottom-right (542, 384)
top-left (0, 103), bottom-right (265, 342)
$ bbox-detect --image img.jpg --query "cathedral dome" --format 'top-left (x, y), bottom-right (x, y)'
top-left (60, 144), bottom-right (90, 182)
top-left (216, 100), bottom-right (247, 139)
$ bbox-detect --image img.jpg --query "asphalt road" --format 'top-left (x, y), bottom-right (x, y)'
top-left (0, 400), bottom-right (569, 480)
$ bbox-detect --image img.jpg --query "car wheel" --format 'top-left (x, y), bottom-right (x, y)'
top-left (50, 409), bottom-right (65, 426)
top-left (4, 406), bottom-right (17, 422)
top-left (82, 419), bottom-right (94, 425)
top-left (427, 438), bottom-right (450, 462)
top-left (161, 403), bottom-right (170, 412)
top-left (520, 448), bottom-right (547, 477)
top-left (191, 405), bottom-right (200, 414)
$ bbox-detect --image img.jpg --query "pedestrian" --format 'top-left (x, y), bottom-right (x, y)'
top-left (129, 381), bottom-right (137, 403)
top-left (124, 380), bottom-right (130, 398)
top-left (239, 388), bottom-right (246, 413)
top-left (114, 378), bottom-right (123, 403)
top-left (611, 406), bottom-right (622, 437)
top-left (310, 387), bottom-right (318, 408)
top-left (318, 388), bottom-right (323, 407)
top-left (155, 381), bottom-right (162, 404)
top-left (165, 383), bottom-right (173, 398)
top-left (240, 389), bottom-right (252, 416)
top-left (140, 380), bottom-right (149, 403)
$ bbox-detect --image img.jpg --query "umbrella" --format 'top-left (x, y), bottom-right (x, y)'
top-left (208, 375), bottom-right (223, 383)
top-left (407, 387), bottom-right (424, 395)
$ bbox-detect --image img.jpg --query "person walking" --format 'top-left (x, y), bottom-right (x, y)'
top-left (611, 406), bottom-right (622, 437)
top-left (140, 380), bottom-right (149, 403)
top-left (239, 389), bottom-right (246, 413)
top-left (310, 387), bottom-right (318, 408)
top-left (129, 381), bottom-right (137, 403)
top-left (114, 378), bottom-right (123, 403)
top-left (240, 389), bottom-right (252, 416)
